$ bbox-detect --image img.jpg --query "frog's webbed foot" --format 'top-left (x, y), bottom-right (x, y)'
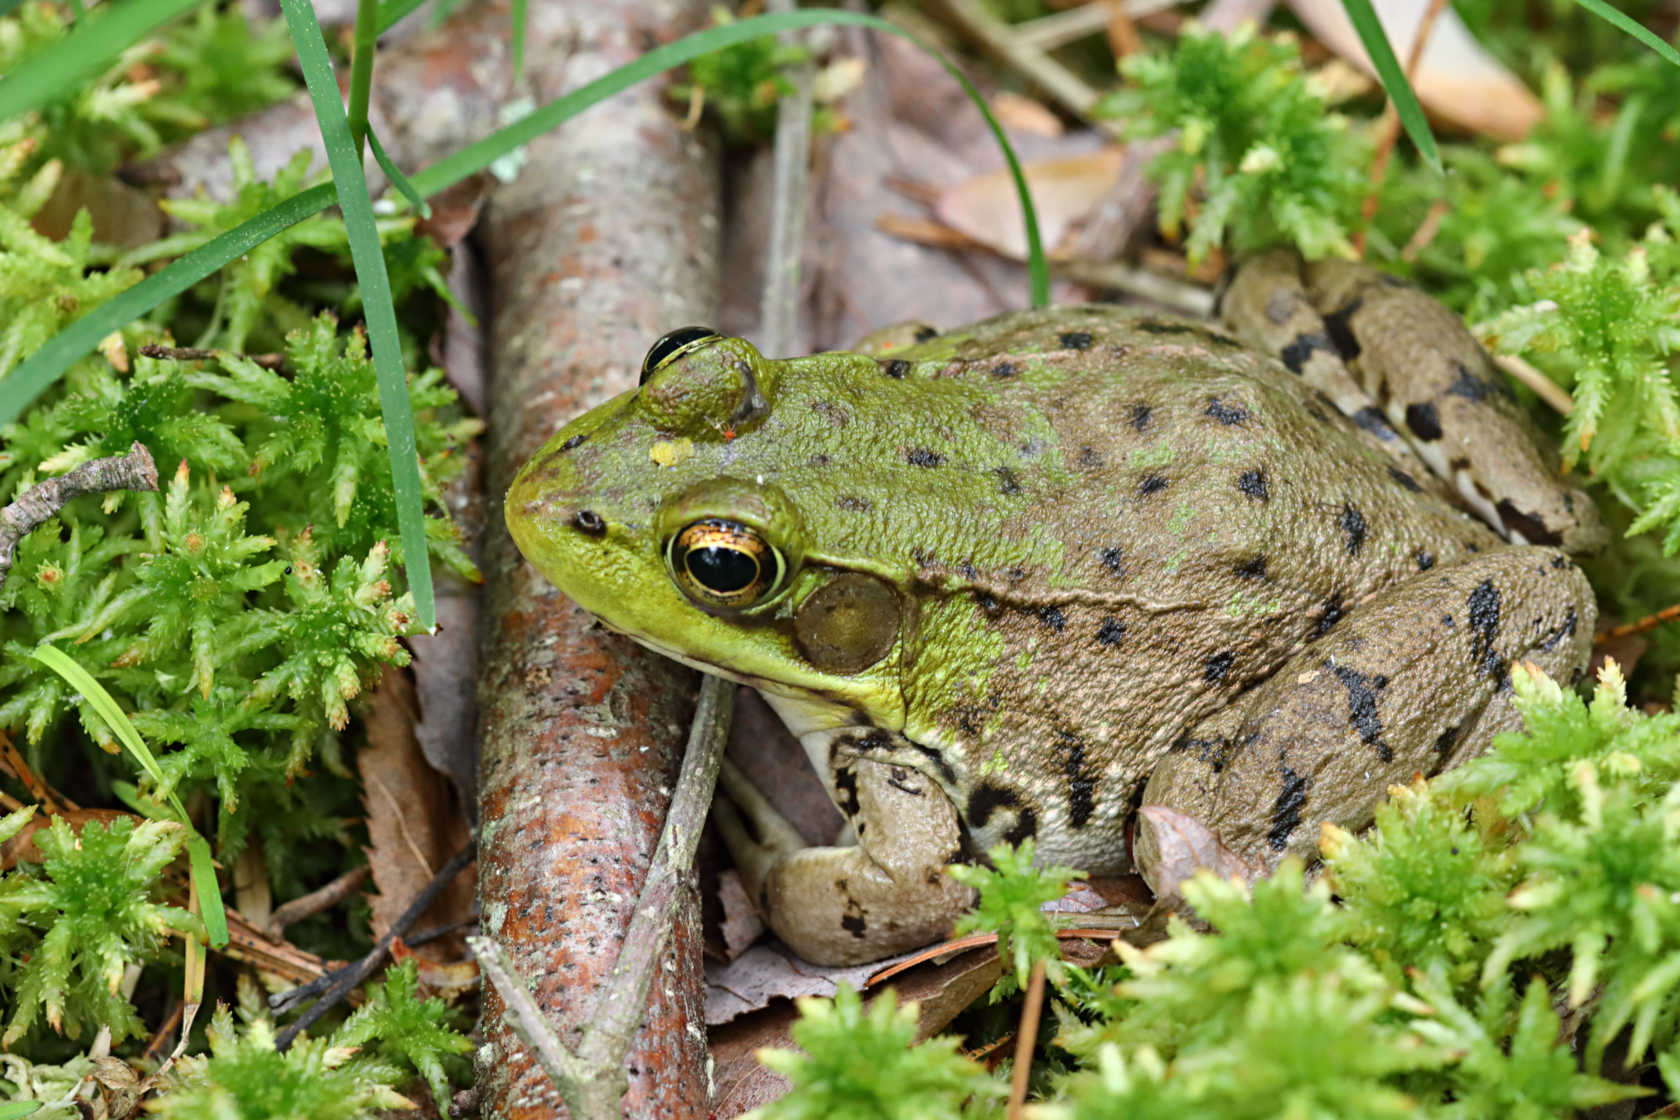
top-left (1135, 547), bottom-right (1595, 895)
top-left (713, 755), bottom-right (975, 965)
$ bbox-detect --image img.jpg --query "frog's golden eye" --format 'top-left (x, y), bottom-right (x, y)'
top-left (641, 326), bottom-right (721, 385)
top-left (667, 518), bottom-right (784, 610)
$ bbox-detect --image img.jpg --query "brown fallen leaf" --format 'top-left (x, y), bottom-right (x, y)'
top-left (1134, 803), bottom-right (1265, 902)
top-left (934, 147), bottom-right (1126, 261)
top-left (1288, 0), bottom-right (1542, 140)
top-left (359, 665), bottom-right (476, 959)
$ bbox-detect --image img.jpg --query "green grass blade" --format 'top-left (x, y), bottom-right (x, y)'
top-left (511, 0), bottom-right (527, 77)
top-left (368, 125), bottom-right (432, 217)
top-left (1570, 0), bottom-right (1680, 67)
top-left (0, 182), bottom-right (337, 429)
top-left (375, 0), bottom-right (426, 34)
top-left (1339, 0), bottom-right (1440, 173)
top-left (28, 644), bottom-right (229, 947)
top-left (0, 0), bottom-right (202, 124)
top-left (0, 1103), bottom-right (42, 1119)
top-left (405, 9), bottom-right (1047, 306)
top-left (282, 0), bottom-right (436, 630)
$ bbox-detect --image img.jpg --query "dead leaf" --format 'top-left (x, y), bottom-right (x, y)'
top-left (359, 665), bottom-right (476, 958)
top-left (1134, 803), bottom-right (1264, 902)
top-left (705, 943), bottom-right (905, 1026)
top-left (1288, 0), bottom-right (1542, 139)
top-left (30, 166), bottom-right (166, 247)
top-left (991, 91), bottom-right (1064, 137)
top-left (934, 147), bottom-right (1125, 260)
top-left (716, 869), bottom-right (767, 963)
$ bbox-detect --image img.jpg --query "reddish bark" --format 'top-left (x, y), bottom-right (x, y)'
top-left (474, 0), bottom-right (720, 1114)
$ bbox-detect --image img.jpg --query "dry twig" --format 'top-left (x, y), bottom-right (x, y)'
top-left (0, 441), bottom-right (157, 593)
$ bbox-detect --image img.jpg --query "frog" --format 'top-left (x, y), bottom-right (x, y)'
top-left (504, 248), bottom-right (1605, 966)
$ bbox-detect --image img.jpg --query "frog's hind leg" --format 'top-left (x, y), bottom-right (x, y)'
top-left (712, 754), bottom-right (975, 965)
top-left (1134, 546), bottom-right (1594, 895)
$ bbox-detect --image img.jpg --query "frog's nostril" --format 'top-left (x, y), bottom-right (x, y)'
top-left (572, 509), bottom-right (607, 537)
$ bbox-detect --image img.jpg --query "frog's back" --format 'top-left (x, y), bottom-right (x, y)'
top-left (845, 305), bottom-right (1501, 871)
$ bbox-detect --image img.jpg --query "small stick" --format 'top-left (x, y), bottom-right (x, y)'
top-left (469, 935), bottom-right (590, 1099)
top-left (137, 344), bottom-right (286, 370)
top-left (273, 839), bottom-right (477, 1049)
top-left (263, 865), bottom-right (371, 939)
top-left (1488, 353), bottom-right (1576, 416)
top-left (1596, 603), bottom-right (1680, 644)
top-left (0, 441), bottom-right (157, 594)
top-left (1006, 959), bottom-right (1048, 1120)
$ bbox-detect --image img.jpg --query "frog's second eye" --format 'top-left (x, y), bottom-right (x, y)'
top-left (668, 518), bottom-right (784, 610)
top-left (641, 326), bottom-right (721, 384)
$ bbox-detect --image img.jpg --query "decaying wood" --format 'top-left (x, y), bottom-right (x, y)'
top-left (474, 0), bottom-right (720, 1112)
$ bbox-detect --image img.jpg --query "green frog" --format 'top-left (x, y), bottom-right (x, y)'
top-left (505, 249), bottom-right (1604, 965)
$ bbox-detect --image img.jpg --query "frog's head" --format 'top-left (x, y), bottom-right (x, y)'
top-left (506, 328), bottom-right (919, 731)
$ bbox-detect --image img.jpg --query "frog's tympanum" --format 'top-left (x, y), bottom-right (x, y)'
top-left (506, 250), bottom-right (1604, 965)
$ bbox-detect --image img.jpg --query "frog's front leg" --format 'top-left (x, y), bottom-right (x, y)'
top-left (1135, 547), bottom-right (1594, 892)
top-left (713, 752), bottom-right (975, 965)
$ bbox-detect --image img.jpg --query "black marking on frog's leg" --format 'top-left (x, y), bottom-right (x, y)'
top-left (914, 325), bottom-right (940, 342)
top-left (1387, 465), bottom-right (1423, 493)
top-left (1338, 503), bottom-right (1366, 556)
top-left (1100, 547), bottom-right (1125, 577)
top-left (1170, 733), bottom-right (1232, 772)
top-left (1352, 406), bottom-right (1398, 441)
top-left (905, 448), bottom-right (945, 467)
top-left (959, 561), bottom-right (979, 580)
top-left (1096, 617), bottom-right (1126, 646)
top-left (881, 359), bottom-right (911, 379)
top-left (841, 898), bottom-right (868, 939)
top-left (1539, 608), bottom-right (1579, 653)
top-left (836, 495), bottom-right (871, 512)
top-left (809, 453), bottom-right (832, 468)
top-left (1205, 397), bottom-right (1250, 425)
top-left (1236, 554), bottom-right (1268, 579)
top-left (1055, 730), bottom-right (1097, 829)
top-left (1060, 331), bottom-right (1094, 351)
top-left (1442, 613), bottom-right (1454, 627)
top-left (1551, 554), bottom-right (1569, 569)
top-left (1405, 401), bottom-right (1443, 441)
top-left (1077, 445), bottom-right (1105, 470)
top-left (1496, 499), bottom-right (1563, 545)
top-left (1448, 360), bottom-right (1513, 402)
top-left (571, 510), bottom-right (606, 536)
top-left (887, 766), bottom-right (924, 796)
top-left (1038, 605), bottom-right (1067, 632)
top-left (1415, 549), bottom-right (1436, 571)
top-left (992, 361), bottom-right (1019, 378)
top-left (968, 783), bottom-right (1037, 846)
top-left (1313, 592), bottom-right (1344, 638)
top-left (1139, 474), bottom-right (1169, 496)
top-left (909, 741), bottom-right (959, 786)
top-left (1205, 650), bottom-right (1236, 683)
top-left (1268, 764), bottom-right (1310, 851)
top-left (1432, 721), bottom-right (1462, 759)
top-left (1321, 298), bottom-right (1364, 359)
top-left (994, 466), bottom-right (1023, 495)
top-left (854, 729), bottom-right (893, 752)
top-left (1237, 468), bottom-right (1269, 501)
top-left (560, 433), bottom-right (588, 452)
top-left (833, 765), bottom-right (861, 818)
top-left (1279, 330), bottom-right (1334, 374)
top-left (1328, 662), bottom-right (1392, 761)
top-left (1467, 579), bottom-right (1505, 681)
top-left (1137, 319), bottom-right (1197, 336)
top-left (1130, 403), bottom-right (1153, 431)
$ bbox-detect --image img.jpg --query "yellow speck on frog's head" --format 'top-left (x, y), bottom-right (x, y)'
top-left (650, 437), bottom-right (693, 467)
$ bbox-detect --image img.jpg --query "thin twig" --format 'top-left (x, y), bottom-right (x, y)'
top-left (1488, 352), bottom-right (1576, 416)
top-left (759, 0), bottom-right (814, 359)
top-left (0, 441), bottom-right (157, 594)
top-left (273, 839), bottom-right (477, 1049)
top-left (137, 344), bottom-right (286, 369)
top-left (479, 675), bottom-right (733, 1116)
top-left (263, 865), bottom-right (372, 939)
top-left (1007, 959), bottom-right (1048, 1120)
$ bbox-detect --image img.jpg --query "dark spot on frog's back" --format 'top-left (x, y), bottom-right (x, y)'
top-left (994, 466), bottom-right (1023, 495)
top-left (560, 433), bottom-right (588, 452)
top-left (905, 448), bottom-right (945, 468)
top-left (1406, 401), bottom-right (1443, 441)
top-left (1338, 503), bottom-right (1366, 555)
top-left (1267, 764), bottom-right (1309, 851)
top-left (881, 359), bottom-right (911, 379)
top-left (1077, 445), bottom-right (1104, 470)
top-left (1467, 579), bottom-right (1504, 679)
top-left (1237, 468), bottom-right (1269, 501)
top-left (1321, 298), bottom-right (1363, 360)
top-left (1139, 474), bottom-right (1169, 497)
top-left (1328, 662), bottom-right (1391, 760)
top-left (1059, 331), bottom-right (1094, 351)
top-left (1037, 605), bottom-right (1066, 632)
top-left (1130, 404), bottom-right (1152, 431)
top-left (1236, 554), bottom-right (1268, 579)
top-left (1279, 330), bottom-right (1334, 374)
top-left (1313, 592), bottom-right (1343, 637)
top-left (1205, 397), bottom-right (1249, 425)
top-left (1415, 548), bottom-right (1435, 571)
top-left (914, 325), bottom-right (939, 342)
top-left (836, 495), bottom-right (871, 512)
top-left (991, 361), bottom-right (1018, 379)
top-left (1054, 730), bottom-right (1096, 829)
top-left (1096, 617), bottom-right (1125, 646)
top-left (967, 783), bottom-right (1037, 846)
top-left (1099, 547), bottom-right (1124, 577)
top-left (1204, 650), bottom-right (1235, 683)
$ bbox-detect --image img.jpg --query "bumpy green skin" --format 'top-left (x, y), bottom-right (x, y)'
top-left (506, 252), bottom-right (1602, 965)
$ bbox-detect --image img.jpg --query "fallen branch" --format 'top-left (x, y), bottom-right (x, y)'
top-left (0, 441), bottom-right (157, 594)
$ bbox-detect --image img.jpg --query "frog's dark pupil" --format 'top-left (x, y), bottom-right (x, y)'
top-left (641, 326), bottom-right (719, 384)
top-left (687, 546), bottom-right (758, 593)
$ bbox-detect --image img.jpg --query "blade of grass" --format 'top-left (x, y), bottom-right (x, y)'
top-left (0, 0), bottom-right (202, 125)
top-left (28, 644), bottom-right (229, 947)
top-left (2, 11), bottom-right (1046, 431)
top-left (347, 0), bottom-right (379, 156)
top-left (374, 0), bottom-right (426, 34)
top-left (281, 0), bottom-right (435, 630)
top-left (1570, 0), bottom-right (1680, 68)
top-left (0, 182), bottom-right (337, 429)
top-left (1339, 0), bottom-right (1440, 173)
top-left (368, 125), bottom-right (432, 218)
top-left (511, 0), bottom-right (527, 77)
top-left (0, 1104), bottom-right (42, 1119)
